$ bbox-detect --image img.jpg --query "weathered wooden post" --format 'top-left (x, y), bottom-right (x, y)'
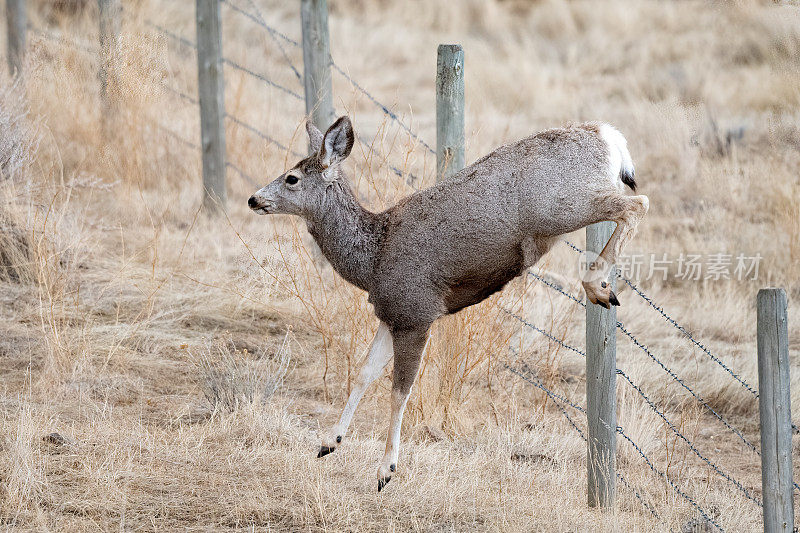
top-left (585, 222), bottom-right (617, 508)
top-left (301, 0), bottom-right (334, 150)
top-left (757, 288), bottom-right (794, 533)
top-left (5, 0), bottom-right (26, 76)
top-left (435, 43), bottom-right (468, 385)
top-left (98, 0), bottom-right (121, 100)
top-left (98, 0), bottom-right (121, 133)
top-left (196, 0), bottom-right (227, 210)
top-left (435, 44), bottom-right (464, 183)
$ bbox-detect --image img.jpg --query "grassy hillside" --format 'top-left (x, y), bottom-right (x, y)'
top-left (1, 0), bottom-right (798, 530)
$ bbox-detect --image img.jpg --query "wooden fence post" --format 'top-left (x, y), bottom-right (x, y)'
top-left (98, 0), bottom-right (121, 133)
top-left (98, 0), bottom-right (121, 97)
top-left (195, 0), bottom-right (227, 210)
top-left (435, 44), bottom-right (464, 183)
top-left (5, 0), bottom-right (26, 76)
top-left (757, 288), bottom-right (794, 533)
top-left (301, 0), bottom-right (334, 150)
top-left (585, 221), bottom-right (617, 508)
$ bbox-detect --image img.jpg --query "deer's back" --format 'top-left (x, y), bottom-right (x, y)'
top-left (368, 125), bottom-right (612, 326)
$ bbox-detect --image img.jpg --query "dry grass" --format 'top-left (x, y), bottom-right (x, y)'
top-left (192, 332), bottom-right (292, 412)
top-left (1, 0), bottom-right (799, 530)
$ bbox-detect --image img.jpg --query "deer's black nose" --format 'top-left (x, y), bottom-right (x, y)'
top-left (248, 196), bottom-right (259, 208)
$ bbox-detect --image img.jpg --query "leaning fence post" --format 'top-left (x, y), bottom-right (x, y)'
top-left (435, 44), bottom-right (464, 183)
top-left (301, 0), bottom-right (334, 150)
top-left (195, 0), bottom-right (227, 210)
top-left (757, 288), bottom-right (794, 533)
top-left (585, 222), bottom-right (617, 508)
top-left (5, 0), bottom-right (26, 76)
top-left (98, 0), bottom-right (121, 133)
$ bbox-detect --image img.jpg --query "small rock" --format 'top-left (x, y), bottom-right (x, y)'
top-left (681, 507), bottom-right (719, 533)
top-left (418, 425), bottom-right (447, 443)
top-left (681, 517), bottom-right (714, 533)
top-left (43, 432), bottom-right (77, 450)
top-left (511, 452), bottom-right (556, 466)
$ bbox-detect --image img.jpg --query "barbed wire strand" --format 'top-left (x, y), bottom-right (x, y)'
top-left (503, 360), bottom-right (662, 523)
top-left (218, 0), bottom-right (436, 157)
top-left (502, 308), bottom-right (762, 506)
top-left (561, 239), bottom-right (800, 441)
top-left (524, 269), bottom-right (762, 456)
top-left (225, 113), bottom-right (298, 155)
top-left (235, 0), bottom-right (303, 81)
top-left (29, 26), bottom-right (99, 55)
top-left (615, 364), bottom-right (761, 506)
top-left (561, 239), bottom-right (758, 398)
top-left (154, 122), bottom-right (259, 186)
top-left (156, 123), bottom-right (199, 151)
top-left (162, 84), bottom-right (199, 105)
top-left (219, 0), bottom-right (300, 47)
top-left (330, 62), bottom-right (435, 155)
top-left (145, 20), bottom-right (302, 101)
top-left (507, 347), bottom-right (723, 531)
top-left (614, 320), bottom-right (761, 455)
top-left (145, 20), bottom-right (196, 49)
top-left (150, 16), bottom-right (420, 187)
top-left (162, 83), bottom-right (304, 158)
top-left (222, 1), bottom-right (427, 184)
top-left (222, 58), bottom-right (303, 100)
top-left (616, 427), bottom-right (723, 532)
top-left (528, 271), bottom-right (586, 308)
top-left (224, 160), bottom-right (259, 186)
top-left (355, 133), bottom-right (421, 189)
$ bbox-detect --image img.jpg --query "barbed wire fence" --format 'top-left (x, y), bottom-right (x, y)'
top-left (21, 1), bottom-right (796, 530)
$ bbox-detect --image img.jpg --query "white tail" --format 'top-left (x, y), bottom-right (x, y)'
top-left (599, 123), bottom-right (636, 191)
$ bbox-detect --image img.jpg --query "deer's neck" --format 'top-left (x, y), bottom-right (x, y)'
top-left (305, 181), bottom-right (383, 292)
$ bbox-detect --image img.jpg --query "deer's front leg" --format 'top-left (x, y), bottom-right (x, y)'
top-left (318, 322), bottom-right (393, 457)
top-left (377, 325), bottom-right (430, 492)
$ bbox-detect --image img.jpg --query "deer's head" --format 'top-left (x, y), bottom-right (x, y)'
top-left (248, 116), bottom-right (355, 217)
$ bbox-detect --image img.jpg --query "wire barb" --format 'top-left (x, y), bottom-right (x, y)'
top-left (504, 358), bottom-right (661, 522)
top-left (526, 253), bottom-right (762, 456)
top-left (562, 239), bottom-right (759, 398)
top-left (504, 308), bottom-right (762, 523)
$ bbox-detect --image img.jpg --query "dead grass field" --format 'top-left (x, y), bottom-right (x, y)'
top-left (1, 0), bottom-right (799, 531)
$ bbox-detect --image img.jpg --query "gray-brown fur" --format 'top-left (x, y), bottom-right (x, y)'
top-left (248, 116), bottom-right (649, 490)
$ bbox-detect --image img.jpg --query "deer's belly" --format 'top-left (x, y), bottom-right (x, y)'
top-left (443, 252), bottom-right (525, 315)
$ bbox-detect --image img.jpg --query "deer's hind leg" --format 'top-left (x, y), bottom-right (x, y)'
top-left (582, 194), bottom-right (649, 307)
top-left (377, 324), bottom-right (430, 492)
top-left (318, 322), bottom-right (393, 457)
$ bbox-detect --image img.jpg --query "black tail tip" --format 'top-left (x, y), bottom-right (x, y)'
top-left (621, 169), bottom-right (636, 192)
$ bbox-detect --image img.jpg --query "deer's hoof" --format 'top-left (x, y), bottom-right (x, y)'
top-left (317, 445), bottom-right (335, 458)
top-left (608, 290), bottom-right (620, 306)
top-left (377, 476), bottom-right (391, 492)
top-left (597, 300), bottom-right (610, 310)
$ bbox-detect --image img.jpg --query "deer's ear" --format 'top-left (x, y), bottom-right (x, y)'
top-left (320, 116), bottom-right (354, 168)
top-left (306, 120), bottom-right (323, 153)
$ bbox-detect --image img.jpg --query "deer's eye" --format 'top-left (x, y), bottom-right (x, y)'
top-left (285, 174), bottom-right (299, 185)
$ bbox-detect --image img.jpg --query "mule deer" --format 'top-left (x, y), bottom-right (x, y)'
top-left (248, 116), bottom-right (648, 491)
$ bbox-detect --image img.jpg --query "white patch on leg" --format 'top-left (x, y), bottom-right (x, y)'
top-left (324, 322), bottom-right (393, 447)
top-left (378, 335), bottom-right (429, 480)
